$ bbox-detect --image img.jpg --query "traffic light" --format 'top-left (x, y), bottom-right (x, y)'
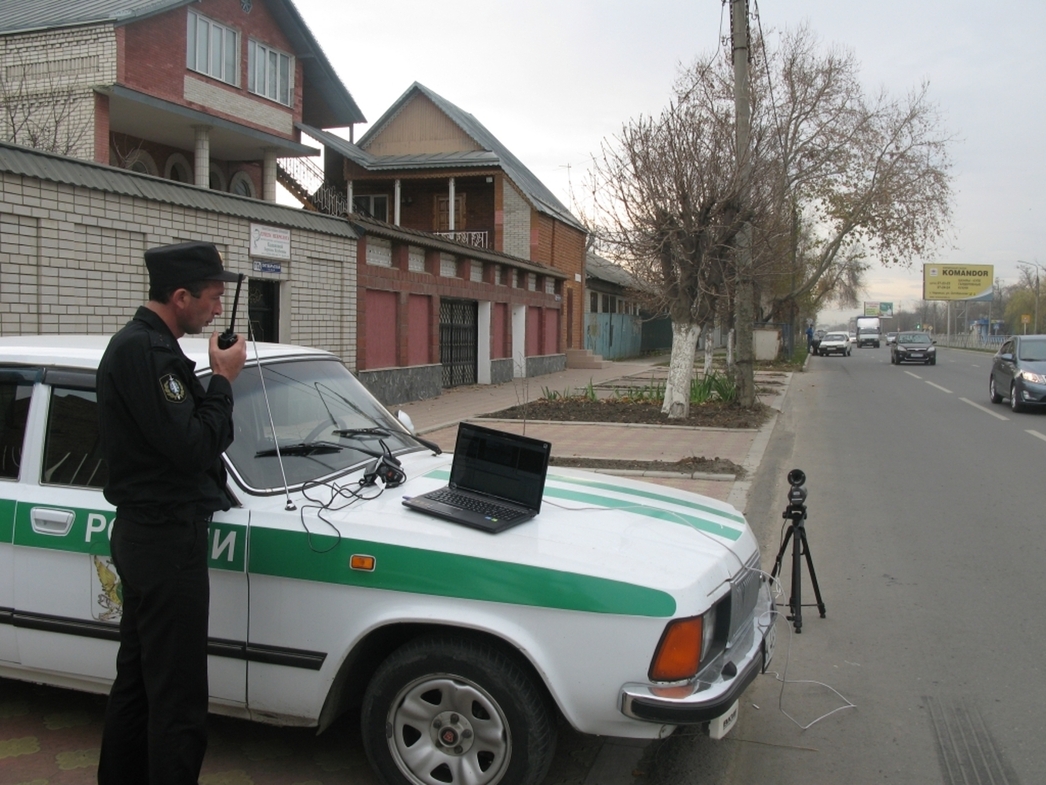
top-left (916, 323), bottom-right (921, 330)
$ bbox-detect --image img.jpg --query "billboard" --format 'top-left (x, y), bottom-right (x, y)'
top-left (923, 264), bottom-right (994, 301)
top-left (864, 302), bottom-right (894, 317)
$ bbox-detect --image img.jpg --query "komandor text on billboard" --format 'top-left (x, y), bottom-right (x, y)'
top-left (922, 264), bottom-right (994, 301)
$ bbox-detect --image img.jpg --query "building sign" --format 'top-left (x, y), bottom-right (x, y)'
top-left (250, 224), bottom-right (291, 261)
top-left (864, 302), bottom-right (894, 317)
top-left (923, 264), bottom-right (994, 302)
top-left (252, 260), bottom-right (282, 274)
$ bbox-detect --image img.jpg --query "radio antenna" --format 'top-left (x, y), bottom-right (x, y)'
top-left (219, 273), bottom-right (245, 349)
top-left (249, 321), bottom-right (296, 511)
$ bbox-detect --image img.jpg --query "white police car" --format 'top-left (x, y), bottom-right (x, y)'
top-left (0, 335), bottom-right (774, 785)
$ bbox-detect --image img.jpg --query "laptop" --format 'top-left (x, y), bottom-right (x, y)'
top-left (403, 422), bottom-right (552, 533)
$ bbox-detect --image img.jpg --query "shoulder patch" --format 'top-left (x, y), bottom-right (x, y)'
top-left (160, 374), bottom-right (188, 403)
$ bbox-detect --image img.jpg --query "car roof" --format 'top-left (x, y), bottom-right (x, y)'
top-left (0, 335), bottom-right (334, 371)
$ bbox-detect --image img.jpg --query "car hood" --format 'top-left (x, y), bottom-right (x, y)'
top-left (243, 452), bottom-right (758, 619)
top-left (1016, 359), bottom-right (1046, 373)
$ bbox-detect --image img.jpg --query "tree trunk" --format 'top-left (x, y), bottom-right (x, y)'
top-left (661, 322), bottom-right (701, 418)
top-left (727, 328), bottom-right (735, 368)
top-left (703, 332), bottom-right (714, 376)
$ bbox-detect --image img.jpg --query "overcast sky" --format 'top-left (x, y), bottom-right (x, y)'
top-left (292, 0), bottom-right (1046, 325)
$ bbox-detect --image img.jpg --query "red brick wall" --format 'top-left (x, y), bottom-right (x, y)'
top-left (407, 295), bottom-right (431, 365)
top-left (364, 289), bottom-right (397, 369)
top-left (543, 309), bottom-right (559, 355)
top-left (492, 302), bottom-right (507, 359)
top-left (531, 214), bottom-right (586, 350)
top-left (526, 307), bottom-right (541, 356)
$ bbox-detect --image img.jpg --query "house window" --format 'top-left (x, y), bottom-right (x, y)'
top-left (248, 40), bottom-right (293, 106)
top-left (187, 11), bottom-right (238, 86)
top-left (353, 195), bottom-right (388, 221)
top-left (230, 171), bottom-right (255, 198)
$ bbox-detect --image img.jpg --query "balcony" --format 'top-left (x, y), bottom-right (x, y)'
top-left (435, 230), bottom-right (489, 249)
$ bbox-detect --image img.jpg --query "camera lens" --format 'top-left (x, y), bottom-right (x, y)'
top-left (787, 469), bottom-right (806, 487)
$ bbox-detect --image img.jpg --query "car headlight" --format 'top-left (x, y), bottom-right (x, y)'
top-left (1018, 370), bottom-right (1046, 384)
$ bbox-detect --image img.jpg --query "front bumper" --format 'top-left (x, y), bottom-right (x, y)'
top-left (619, 580), bottom-right (775, 724)
top-left (1016, 378), bottom-right (1046, 406)
top-left (896, 350), bottom-right (934, 363)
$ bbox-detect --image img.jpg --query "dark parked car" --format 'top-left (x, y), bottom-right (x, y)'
top-left (989, 335), bottom-right (1046, 412)
top-left (891, 332), bottom-right (936, 365)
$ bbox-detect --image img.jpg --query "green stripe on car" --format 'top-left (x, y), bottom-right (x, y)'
top-left (247, 528), bottom-right (676, 617)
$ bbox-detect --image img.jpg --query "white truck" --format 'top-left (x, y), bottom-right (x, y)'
top-left (855, 316), bottom-right (882, 348)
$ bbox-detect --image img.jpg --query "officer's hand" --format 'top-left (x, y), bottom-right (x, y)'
top-left (209, 331), bottom-right (247, 382)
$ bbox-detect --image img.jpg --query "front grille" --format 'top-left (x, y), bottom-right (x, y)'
top-left (727, 555), bottom-right (762, 643)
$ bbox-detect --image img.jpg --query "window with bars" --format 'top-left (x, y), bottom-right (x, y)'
top-left (187, 11), bottom-right (238, 86)
top-left (248, 39), bottom-right (293, 106)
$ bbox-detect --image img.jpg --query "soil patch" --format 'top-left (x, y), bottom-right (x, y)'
top-left (481, 399), bottom-right (772, 429)
top-left (550, 455), bottom-right (744, 476)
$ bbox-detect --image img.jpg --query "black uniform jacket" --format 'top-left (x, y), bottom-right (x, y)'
top-left (97, 307), bottom-right (235, 524)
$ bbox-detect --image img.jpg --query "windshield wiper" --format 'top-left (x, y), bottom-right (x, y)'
top-left (331, 427), bottom-right (392, 439)
top-left (255, 441), bottom-right (344, 458)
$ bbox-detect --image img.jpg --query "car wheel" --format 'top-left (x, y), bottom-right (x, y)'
top-left (930, 357), bottom-right (936, 366)
top-left (989, 375), bottom-right (1003, 404)
top-left (361, 634), bottom-right (556, 785)
top-left (1010, 383), bottom-right (1025, 413)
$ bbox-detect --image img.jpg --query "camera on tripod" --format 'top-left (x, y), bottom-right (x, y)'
top-left (771, 468), bottom-right (826, 633)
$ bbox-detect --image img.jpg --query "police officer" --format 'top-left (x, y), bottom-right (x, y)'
top-left (96, 241), bottom-right (247, 785)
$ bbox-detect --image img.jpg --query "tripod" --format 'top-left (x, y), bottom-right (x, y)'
top-left (771, 472), bottom-right (826, 633)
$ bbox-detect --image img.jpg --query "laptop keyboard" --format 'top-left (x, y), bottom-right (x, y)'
top-left (426, 488), bottom-right (527, 521)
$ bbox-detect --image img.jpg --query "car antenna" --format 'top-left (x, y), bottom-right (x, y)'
top-left (248, 322), bottom-right (296, 511)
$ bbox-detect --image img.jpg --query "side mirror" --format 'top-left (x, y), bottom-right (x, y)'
top-left (1000, 352), bottom-right (1014, 362)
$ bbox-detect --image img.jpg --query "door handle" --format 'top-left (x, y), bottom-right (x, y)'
top-left (31, 507), bottom-right (75, 536)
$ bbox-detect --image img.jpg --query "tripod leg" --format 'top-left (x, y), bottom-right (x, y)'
top-left (791, 520), bottom-right (803, 633)
top-left (798, 528), bottom-right (827, 618)
top-left (771, 526), bottom-right (794, 581)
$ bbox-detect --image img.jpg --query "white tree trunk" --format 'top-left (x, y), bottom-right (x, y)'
top-left (726, 328), bottom-right (735, 368)
top-left (661, 322), bottom-right (701, 419)
top-left (703, 331), bottom-right (714, 376)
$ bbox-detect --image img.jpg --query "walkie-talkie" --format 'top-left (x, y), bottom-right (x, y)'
top-left (218, 273), bottom-right (245, 349)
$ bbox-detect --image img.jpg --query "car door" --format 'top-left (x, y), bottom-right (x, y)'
top-left (0, 367), bottom-right (36, 664)
top-left (10, 369), bottom-right (248, 704)
top-left (995, 339), bottom-right (1016, 391)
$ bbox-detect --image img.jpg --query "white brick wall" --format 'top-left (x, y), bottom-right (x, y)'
top-left (502, 180), bottom-right (531, 260)
top-left (0, 170), bottom-right (358, 363)
top-left (0, 25), bottom-right (117, 160)
top-left (408, 245), bottom-right (425, 272)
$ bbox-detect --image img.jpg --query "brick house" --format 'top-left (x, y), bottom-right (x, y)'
top-left (298, 83), bottom-right (590, 376)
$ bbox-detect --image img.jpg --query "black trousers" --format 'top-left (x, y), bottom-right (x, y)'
top-left (98, 518), bottom-right (210, 785)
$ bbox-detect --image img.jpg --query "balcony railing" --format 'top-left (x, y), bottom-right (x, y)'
top-left (435, 230), bottom-right (489, 249)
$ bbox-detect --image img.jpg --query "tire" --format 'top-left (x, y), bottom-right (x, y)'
top-left (930, 357), bottom-right (936, 366)
top-left (989, 375), bottom-right (1003, 404)
top-left (361, 634), bottom-right (556, 785)
top-left (1010, 382), bottom-right (1025, 413)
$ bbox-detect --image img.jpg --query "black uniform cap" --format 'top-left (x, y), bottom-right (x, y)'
top-left (144, 242), bottom-right (239, 290)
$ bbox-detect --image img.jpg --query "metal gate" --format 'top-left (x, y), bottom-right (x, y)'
top-left (439, 299), bottom-right (477, 387)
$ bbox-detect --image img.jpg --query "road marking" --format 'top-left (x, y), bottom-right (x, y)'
top-left (960, 398), bottom-right (1009, 421)
top-left (926, 381), bottom-right (952, 393)
top-left (971, 364), bottom-right (980, 368)
top-left (1026, 430), bottom-right (1046, 443)
top-left (904, 371), bottom-right (922, 379)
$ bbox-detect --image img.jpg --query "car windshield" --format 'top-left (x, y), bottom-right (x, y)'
top-left (900, 334), bottom-right (930, 345)
top-left (1018, 340), bottom-right (1046, 361)
top-left (223, 357), bottom-right (417, 492)
top-left (825, 333), bottom-right (846, 341)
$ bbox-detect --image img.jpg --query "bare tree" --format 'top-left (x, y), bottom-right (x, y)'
top-left (747, 25), bottom-right (954, 328)
top-left (586, 23), bottom-right (953, 412)
top-left (586, 68), bottom-right (759, 417)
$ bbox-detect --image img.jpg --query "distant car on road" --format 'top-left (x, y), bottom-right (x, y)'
top-left (886, 332), bottom-right (898, 345)
top-left (891, 332), bottom-right (936, 365)
top-left (818, 332), bottom-right (851, 356)
top-left (989, 335), bottom-right (1046, 412)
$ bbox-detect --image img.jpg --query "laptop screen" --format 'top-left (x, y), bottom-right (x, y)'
top-left (450, 423), bottom-right (551, 511)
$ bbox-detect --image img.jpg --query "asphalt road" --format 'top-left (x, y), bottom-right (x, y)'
top-left (637, 344), bottom-right (1045, 784)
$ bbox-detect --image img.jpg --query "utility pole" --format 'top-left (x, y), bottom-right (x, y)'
top-left (731, 0), bottom-right (755, 407)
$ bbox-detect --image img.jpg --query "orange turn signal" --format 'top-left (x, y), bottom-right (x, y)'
top-left (350, 554), bottom-right (376, 571)
top-left (649, 617), bottom-right (703, 682)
